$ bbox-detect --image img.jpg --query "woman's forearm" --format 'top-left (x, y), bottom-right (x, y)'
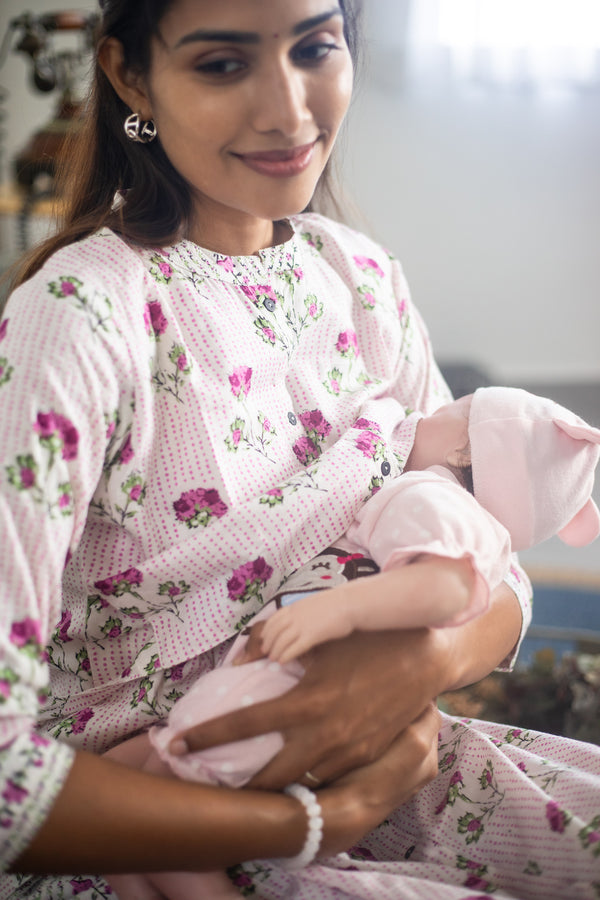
top-left (438, 579), bottom-right (523, 693)
top-left (12, 750), bottom-right (305, 874)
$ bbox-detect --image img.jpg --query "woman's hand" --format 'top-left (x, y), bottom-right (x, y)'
top-left (177, 576), bottom-right (521, 791)
top-left (317, 702), bottom-right (441, 856)
top-left (180, 623), bottom-right (448, 790)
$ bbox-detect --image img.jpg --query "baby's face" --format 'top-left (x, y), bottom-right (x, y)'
top-left (406, 394), bottom-right (473, 473)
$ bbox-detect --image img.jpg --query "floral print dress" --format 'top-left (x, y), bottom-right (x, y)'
top-left (0, 213), bottom-right (598, 899)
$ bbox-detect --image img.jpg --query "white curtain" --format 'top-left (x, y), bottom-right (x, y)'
top-left (404, 0), bottom-right (600, 90)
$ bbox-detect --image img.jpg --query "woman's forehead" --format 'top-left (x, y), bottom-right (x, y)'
top-left (158, 0), bottom-right (344, 45)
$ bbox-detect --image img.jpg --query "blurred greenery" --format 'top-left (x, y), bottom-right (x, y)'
top-left (439, 650), bottom-right (600, 745)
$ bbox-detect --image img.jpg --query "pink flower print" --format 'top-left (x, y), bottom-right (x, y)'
top-left (20, 464), bottom-right (36, 488)
top-left (106, 420), bottom-right (116, 440)
top-left (34, 411), bottom-right (79, 461)
top-left (129, 483), bottom-right (143, 502)
top-left (354, 417), bottom-right (380, 433)
top-left (231, 428), bottom-right (242, 447)
top-left (241, 284), bottom-right (258, 302)
top-left (56, 610), bottom-right (72, 643)
top-left (0, 319), bottom-right (7, 342)
top-left (229, 366), bottom-right (252, 398)
top-left (353, 255), bottom-right (385, 278)
top-left (298, 409), bottom-right (332, 439)
top-left (158, 261), bottom-right (173, 279)
top-left (2, 780), bottom-right (28, 805)
top-left (546, 800), bottom-right (568, 833)
top-left (31, 732), bottom-right (50, 748)
top-left (169, 663), bottom-right (185, 681)
top-left (176, 352), bottom-right (188, 371)
top-left (233, 872), bottom-right (253, 888)
top-left (362, 291), bottom-right (376, 309)
top-left (355, 430), bottom-right (380, 459)
top-left (450, 769), bottom-right (463, 785)
top-left (227, 557), bottom-right (274, 603)
top-left (60, 280), bottom-right (77, 296)
top-left (398, 298), bottom-right (408, 317)
top-left (118, 433), bottom-right (134, 465)
top-left (70, 880), bottom-right (96, 895)
top-left (10, 618), bottom-right (42, 649)
top-left (144, 300), bottom-right (168, 337)
top-left (262, 326), bottom-right (276, 344)
top-left (293, 435), bottom-right (320, 466)
top-left (94, 567), bottom-right (143, 597)
top-left (336, 330), bottom-right (359, 357)
top-left (217, 256), bottom-right (235, 272)
top-left (464, 876), bottom-right (491, 891)
top-left (293, 267), bottom-right (304, 281)
top-left (173, 486), bottom-right (228, 529)
top-left (226, 570), bottom-right (247, 600)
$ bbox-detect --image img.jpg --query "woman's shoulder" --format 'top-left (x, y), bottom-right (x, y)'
top-left (24, 228), bottom-right (147, 292)
top-left (290, 212), bottom-right (399, 278)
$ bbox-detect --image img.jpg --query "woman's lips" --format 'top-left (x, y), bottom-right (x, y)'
top-left (234, 141), bottom-right (317, 177)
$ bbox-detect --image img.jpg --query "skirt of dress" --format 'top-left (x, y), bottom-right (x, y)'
top-left (4, 713), bottom-right (600, 900)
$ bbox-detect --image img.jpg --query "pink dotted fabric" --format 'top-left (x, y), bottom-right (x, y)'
top-left (0, 213), bottom-right (558, 897)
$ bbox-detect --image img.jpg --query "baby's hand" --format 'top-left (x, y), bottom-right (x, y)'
top-left (261, 592), bottom-right (351, 664)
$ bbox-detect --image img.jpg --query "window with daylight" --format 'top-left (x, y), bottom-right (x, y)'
top-left (406, 0), bottom-right (600, 89)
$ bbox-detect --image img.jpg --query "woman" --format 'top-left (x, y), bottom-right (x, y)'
top-left (0, 1), bottom-right (598, 897)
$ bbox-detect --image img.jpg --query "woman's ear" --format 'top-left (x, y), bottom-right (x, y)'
top-left (97, 37), bottom-right (153, 119)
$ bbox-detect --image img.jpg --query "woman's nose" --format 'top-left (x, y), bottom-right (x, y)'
top-left (251, 62), bottom-right (312, 137)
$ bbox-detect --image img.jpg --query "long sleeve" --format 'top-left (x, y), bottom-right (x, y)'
top-left (0, 263), bottom-right (131, 865)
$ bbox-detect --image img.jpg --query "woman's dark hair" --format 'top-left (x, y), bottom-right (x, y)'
top-left (10, 0), bottom-right (363, 289)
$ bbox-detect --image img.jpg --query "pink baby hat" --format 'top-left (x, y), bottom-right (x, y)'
top-left (469, 386), bottom-right (600, 551)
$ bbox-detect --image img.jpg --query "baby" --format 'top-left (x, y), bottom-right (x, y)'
top-left (105, 386), bottom-right (600, 899)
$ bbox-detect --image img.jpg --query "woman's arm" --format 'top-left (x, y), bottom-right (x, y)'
top-left (180, 575), bottom-right (523, 791)
top-left (12, 703), bottom-right (440, 874)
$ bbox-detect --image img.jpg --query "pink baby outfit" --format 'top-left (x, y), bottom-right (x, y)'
top-left (469, 386), bottom-right (600, 551)
top-left (1, 213), bottom-right (599, 899)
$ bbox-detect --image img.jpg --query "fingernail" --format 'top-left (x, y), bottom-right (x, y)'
top-left (169, 738), bottom-right (188, 757)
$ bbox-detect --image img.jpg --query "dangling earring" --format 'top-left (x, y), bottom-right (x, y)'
top-left (124, 112), bottom-right (157, 144)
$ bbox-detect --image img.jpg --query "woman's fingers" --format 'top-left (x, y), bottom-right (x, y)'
top-left (176, 628), bottom-right (446, 791)
top-left (317, 703), bottom-right (441, 856)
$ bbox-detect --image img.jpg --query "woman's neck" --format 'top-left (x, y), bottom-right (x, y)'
top-left (186, 207), bottom-right (292, 257)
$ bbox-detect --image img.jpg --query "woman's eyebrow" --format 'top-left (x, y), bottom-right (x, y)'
top-left (175, 9), bottom-right (342, 48)
top-left (292, 9), bottom-right (343, 36)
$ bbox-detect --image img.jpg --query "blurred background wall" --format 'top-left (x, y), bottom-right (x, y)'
top-left (0, 0), bottom-right (599, 384)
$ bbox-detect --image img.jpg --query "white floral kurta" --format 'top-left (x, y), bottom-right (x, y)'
top-left (0, 214), bottom-right (598, 899)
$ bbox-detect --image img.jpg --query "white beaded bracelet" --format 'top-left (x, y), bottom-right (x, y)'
top-left (280, 783), bottom-right (324, 870)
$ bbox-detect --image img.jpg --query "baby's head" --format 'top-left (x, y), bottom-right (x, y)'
top-left (407, 387), bottom-right (600, 551)
top-left (468, 387), bottom-right (600, 550)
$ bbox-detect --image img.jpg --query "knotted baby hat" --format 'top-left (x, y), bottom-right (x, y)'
top-left (469, 386), bottom-right (600, 551)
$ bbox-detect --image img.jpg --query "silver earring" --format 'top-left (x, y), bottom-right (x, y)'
top-left (124, 112), bottom-right (157, 144)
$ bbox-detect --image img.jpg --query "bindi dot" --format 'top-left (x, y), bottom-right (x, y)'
top-left (273, 32), bottom-right (280, 38)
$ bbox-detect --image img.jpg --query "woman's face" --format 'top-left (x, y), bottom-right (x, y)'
top-left (142, 0), bottom-right (353, 252)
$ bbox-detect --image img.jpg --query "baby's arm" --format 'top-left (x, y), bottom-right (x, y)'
top-left (260, 554), bottom-right (476, 664)
top-left (261, 470), bottom-right (512, 664)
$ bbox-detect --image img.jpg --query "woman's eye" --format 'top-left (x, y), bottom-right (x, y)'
top-left (293, 41), bottom-right (339, 64)
top-left (195, 58), bottom-right (246, 77)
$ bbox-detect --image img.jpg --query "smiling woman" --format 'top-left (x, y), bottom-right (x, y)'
top-left (96, 0), bottom-right (353, 254)
top-left (1, 0), bottom-right (600, 898)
